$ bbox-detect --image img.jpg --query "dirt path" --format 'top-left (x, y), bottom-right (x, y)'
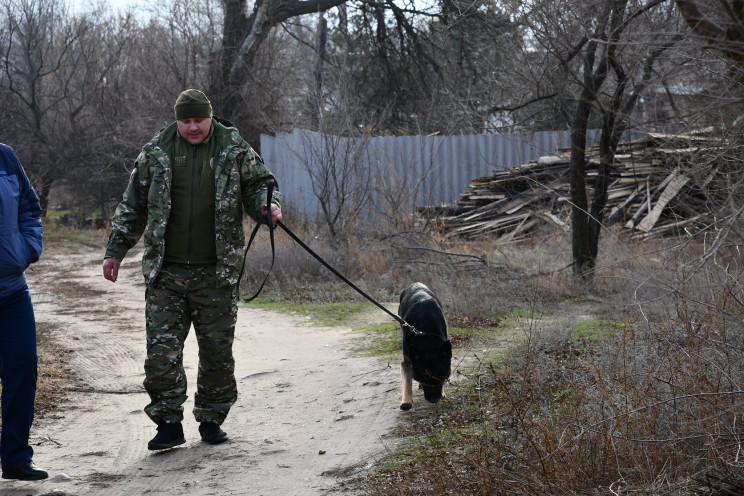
top-left (6, 244), bottom-right (403, 495)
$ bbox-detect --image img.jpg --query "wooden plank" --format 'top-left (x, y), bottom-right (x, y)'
top-left (608, 184), bottom-right (642, 220)
top-left (469, 193), bottom-right (507, 201)
top-left (537, 155), bottom-right (568, 165)
top-left (451, 212), bottom-right (530, 235)
top-left (505, 195), bottom-right (540, 215)
top-left (616, 176), bottom-right (651, 185)
top-left (630, 215), bottom-right (703, 240)
top-left (501, 217), bottom-right (538, 241)
top-left (535, 211), bottom-right (569, 231)
top-left (625, 181), bottom-right (653, 228)
top-left (607, 185), bottom-right (641, 200)
top-left (636, 172), bottom-right (689, 232)
top-left (431, 129), bottom-right (725, 239)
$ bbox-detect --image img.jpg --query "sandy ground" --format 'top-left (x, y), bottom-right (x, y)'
top-left (5, 244), bottom-right (406, 496)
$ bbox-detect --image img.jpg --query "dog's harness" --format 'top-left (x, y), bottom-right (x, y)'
top-left (237, 181), bottom-right (417, 333)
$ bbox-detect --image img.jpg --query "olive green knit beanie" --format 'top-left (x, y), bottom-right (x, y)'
top-left (174, 89), bottom-right (213, 120)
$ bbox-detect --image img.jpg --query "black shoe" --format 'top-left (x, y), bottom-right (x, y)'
top-left (147, 422), bottom-right (186, 450)
top-left (2, 460), bottom-right (49, 481)
top-left (199, 422), bottom-right (228, 444)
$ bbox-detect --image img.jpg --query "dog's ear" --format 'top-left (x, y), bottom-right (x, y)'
top-left (441, 340), bottom-right (452, 359)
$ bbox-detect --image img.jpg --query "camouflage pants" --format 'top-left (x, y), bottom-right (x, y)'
top-left (143, 263), bottom-right (237, 425)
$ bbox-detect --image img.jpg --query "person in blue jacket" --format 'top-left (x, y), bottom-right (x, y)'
top-left (0, 144), bottom-right (47, 481)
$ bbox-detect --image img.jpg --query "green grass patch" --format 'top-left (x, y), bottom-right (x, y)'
top-left (352, 322), bottom-right (400, 358)
top-left (246, 300), bottom-right (373, 327)
top-left (570, 319), bottom-right (624, 340)
top-left (249, 298), bottom-right (492, 361)
top-left (45, 209), bottom-right (73, 219)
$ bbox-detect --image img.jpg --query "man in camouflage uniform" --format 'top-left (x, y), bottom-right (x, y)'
top-left (102, 89), bottom-right (282, 450)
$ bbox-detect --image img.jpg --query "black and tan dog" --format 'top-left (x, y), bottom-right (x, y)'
top-left (398, 282), bottom-right (452, 410)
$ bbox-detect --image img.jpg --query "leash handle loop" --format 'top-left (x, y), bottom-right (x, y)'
top-left (236, 181), bottom-right (276, 301)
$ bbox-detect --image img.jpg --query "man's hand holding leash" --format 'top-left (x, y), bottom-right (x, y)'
top-left (261, 204), bottom-right (282, 226)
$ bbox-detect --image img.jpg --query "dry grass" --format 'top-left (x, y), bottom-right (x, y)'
top-left (35, 321), bottom-right (76, 419)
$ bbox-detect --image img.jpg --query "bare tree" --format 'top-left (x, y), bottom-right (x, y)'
top-left (502, 0), bottom-right (684, 281)
top-left (1, 0), bottom-right (86, 212)
top-left (209, 0), bottom-right (477, 144)
top-left (288, 130), bottom-right (373, 240)
top-left (211, 0), bottom-right (348, 138)
top-left (675, 0), bottom-right (744, 64)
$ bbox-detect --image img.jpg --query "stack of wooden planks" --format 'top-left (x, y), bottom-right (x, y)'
top-left (422, 129), bottom-right (737, 240)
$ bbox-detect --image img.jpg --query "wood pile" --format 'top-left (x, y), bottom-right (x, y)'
top-left (421, 129), bottom-right (739, 241)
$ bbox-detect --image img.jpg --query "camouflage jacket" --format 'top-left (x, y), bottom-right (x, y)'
top-left (105, 119), bottom-right (281, 286)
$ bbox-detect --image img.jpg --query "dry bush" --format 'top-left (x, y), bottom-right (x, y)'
top-left (237, 215), bottom-right (552, 325)
top-left (238, 214), bottom-right (626, 322)
top-left (237, 221), bottom-right (403, 303)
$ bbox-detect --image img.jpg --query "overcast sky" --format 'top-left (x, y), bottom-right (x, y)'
top-left (69, 0), bottom-right (149, 15)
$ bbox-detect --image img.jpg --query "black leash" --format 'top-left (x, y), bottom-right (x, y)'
top-left (274, 220), bottom-right (412, 328)
top-left (236, 182), bottom-right (414, 331)
top-left (236, 181), bottom-right (276, 302)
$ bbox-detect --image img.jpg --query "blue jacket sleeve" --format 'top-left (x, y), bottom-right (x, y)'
top-left (16, 155), bottom-right (43, 265)
top-left (0, 144), bottom-right (43, 269)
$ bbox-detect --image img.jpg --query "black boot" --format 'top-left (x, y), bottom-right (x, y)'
top-left (2, 460), bottom-right (48, 480)
top-left (148, 422), bottom-right (185, 450)
top-left (199, 422), bottom-right (228, 444)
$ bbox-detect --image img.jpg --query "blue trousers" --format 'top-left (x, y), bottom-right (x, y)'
top-left (0, 286), bottom-right (38, 471)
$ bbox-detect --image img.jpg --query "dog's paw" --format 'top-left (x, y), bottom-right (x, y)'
top-left (400, 402), bottom-right (412, 411)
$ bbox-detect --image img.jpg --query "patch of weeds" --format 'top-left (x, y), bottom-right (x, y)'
top-left (43, 223), bottom-right (108, 252)
top-left (350, 322), bottom-right (488, 361)
top-left (449, 314), bottom-right (501, 329)
top-left (490, 306), bottom-right (541, 328)
top-left (359, 368), bottom-right (510, 495)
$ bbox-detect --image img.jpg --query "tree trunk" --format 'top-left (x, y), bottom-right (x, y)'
top-left (569, 90), bottom-right (595, 280)
top-left (589, 117), bottom-right (616, 259)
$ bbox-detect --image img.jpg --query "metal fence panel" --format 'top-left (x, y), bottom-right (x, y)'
top-left (260, 128), bottom-right (596, 218)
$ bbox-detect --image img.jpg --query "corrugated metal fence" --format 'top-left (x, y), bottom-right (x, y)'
top-left (260, 128), bottom-right (597, 219)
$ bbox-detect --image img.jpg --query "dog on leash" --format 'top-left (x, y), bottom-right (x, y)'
top-left (398, 282), bottom-right (452, 410)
